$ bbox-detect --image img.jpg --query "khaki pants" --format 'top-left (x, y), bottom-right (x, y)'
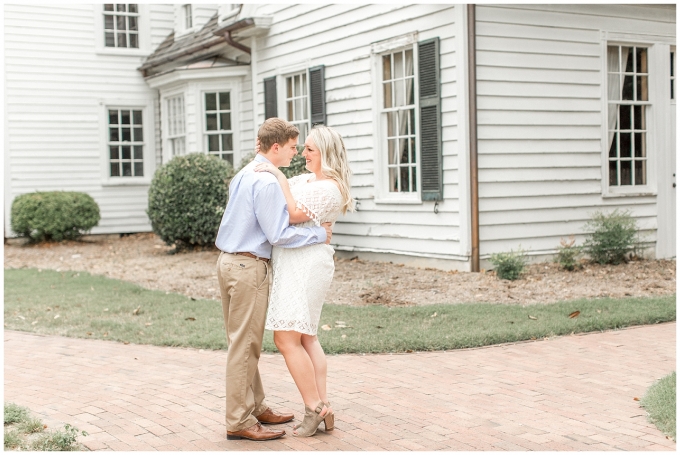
top-left (217, 252), bottom-right (270, 432)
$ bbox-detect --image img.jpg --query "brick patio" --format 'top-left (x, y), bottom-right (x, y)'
top-left (4, 323), bottom-right (676, 451)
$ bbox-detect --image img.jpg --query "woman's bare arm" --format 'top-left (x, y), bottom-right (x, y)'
top-left (254, 163), bottom-right (311, 224)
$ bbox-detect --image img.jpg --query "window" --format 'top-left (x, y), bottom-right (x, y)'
top-left (108, 109), bottom-right (144, 177)
top-left (671, 50), bottom-right (675, 101)
top-left (183, 4), bottom-right (192, 30)
top-left (381, 48), bottom-right (417, 193)
top-left (285, 73), bottom-right (310, 145)
top-left (204, 92), bottom-right (233, 165)
top-left (166, 96), bottom-right (185, 157)
top-left (103, 4), bottom-right (139, 48)
top-left (607, 45), bottom-right (649, 187)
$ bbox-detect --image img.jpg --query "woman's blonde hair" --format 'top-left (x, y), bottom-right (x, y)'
top-left (308, 126), bottom-right (354, 214)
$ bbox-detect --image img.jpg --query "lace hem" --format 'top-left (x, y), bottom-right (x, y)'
top-left (265, 317), bottom-right (318, 336)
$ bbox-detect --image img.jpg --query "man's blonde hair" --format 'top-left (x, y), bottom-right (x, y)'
top-left (258, 118), bottom-right (299, 152)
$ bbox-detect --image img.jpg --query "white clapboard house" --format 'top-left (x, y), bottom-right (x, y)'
top-left (4, 4), bottom-right (676, 270)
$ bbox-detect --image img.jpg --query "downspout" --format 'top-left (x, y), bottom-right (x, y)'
top-left (467, 4), bottom-right (480, 272)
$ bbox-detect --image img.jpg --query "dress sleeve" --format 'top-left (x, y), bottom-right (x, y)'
top-left (295, 184), bottom-right (342, 226)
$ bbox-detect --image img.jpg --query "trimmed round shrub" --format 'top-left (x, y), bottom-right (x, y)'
top-left (583, 209), bottom-right (638, 265)
top-left (11, 191), bottom-right (100, 242)
top-left (147, 153), bottom-right (234, 250)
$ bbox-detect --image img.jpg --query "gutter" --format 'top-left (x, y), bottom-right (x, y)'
top-left (213, 18), bottom-right (255, 55)
top-left (467, 4), bottom-right (480, 272)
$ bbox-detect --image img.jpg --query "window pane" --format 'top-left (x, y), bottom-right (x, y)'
top-left (134, 162), bottom-right (144, 177)
top-left (636, 76), bottom-right (648, 101)
top-left (116, 4), bottom-right (126, 12)
top-left (133, 145), bottom-right (143, 159)
top-left (398, 110), bottom-right (408, 136)
top-left (121, 128), bottom-right (131, 141)
top-left (294, 75), bottom-right (303, 97)
top-left (620, 160), bottom-right (632, 185)
top-left (110, 163), bottom-right (120, 176)
top-left (220, 113), bottom-right (231, 130)
top-left (399, 138), bottom-right (408, 164)
top-left (395, 80), bottom-right (405, 106)
top-left (609, 160), bottom-right (618, 186)
top-left (411, 167), bottom-right (417, 192)
top-left (633, 105), bottom-right (644, 130)
top-left (608, 133), bottom-right (618, 158)
top-left (634, 133), bottom-right (646, 157)
top-left (104, 4), bottom-right (114, 11)
top-left (129, 16), bottom-right (138, 31)
top-left (607, 46), bottom-right (619, 72)
top-left (383, 55), bottom-right (391, 81)
top-left (206, 114), bottom-right (218, 130)
top-left (208, 134), bottom-right (219, 151)
top-left (387, 112), bottom-right (396, 137)
top-left (109, 128), bottom-right (119, 142)
top-left (205, 93), bottom-right (216, 111)
top-left (405, 49), bottom-right (413, 76)
top-left (407, 78), bottom-right (415, 105)
top-left (132, 110), bottom-right (142, 125)
top-left (287, 101), bottom-right (294, 121)
top-left (121, 110), bottom-right (130, 124)
top-left (219, 92), bottom-right (230, 110)
top-left (222, 134), bottom-right (233, 151)
top-left (110, 146), bottom-right (119, 159)
top-left (394, 51), bottom-right (403, 80)
top-left (400, 167), bottom-right (410, 192)
top-left (620, 104), bottom-right (631, 130)
top-left (105, 32), bottom-right (115, 47)
top-left (129, 33), bottom-right (138, 49)
top-left (104, 15), bottom-right (114, 30)
top-left (389, 167), bottom-right (398, 192)
top-left (128, 4), bottom-right (138, 13)
top-left (623, 46), bottom-right (633, 72)
top-left (388, 140), bottom-right (398, 164)
top-left (607, 74), bottom-right (620, 101)
top-left (410, 137), bottom-right (416, 163)
top-left (672, 52), bottom-right (675, 77)
top-left (302, 73), bottom-right (307, 96)
top-left (287, 77), bottom-right (293, 98)
top-left (636, 48), bottom-right (647, 73)
top-left (295, 99), bottom-right (303, 121)
top-left (133, 127), bottom-right (143, 142)
top-left (635, 160), bottom-right (646, 185)
top-left (121, 146), bottom-right (131, 159)
top-left (410, 109), bottom-right (416, 136)
top-left (118, 33), bottom-right (127, 48)
top-left (619, 132), bottom-right (631, 158)
top-left (298, 123), bottom-right (308, 142)
top-left (622, 75), bottom-right (634, 100)
top-left (122, 162), bottom-right (132, 177)
top-left (117, 16), bottom-right (126, 30)
top-left (383, 82), bottom-right (392, 108)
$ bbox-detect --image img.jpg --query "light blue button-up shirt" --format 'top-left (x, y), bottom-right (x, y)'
top-left (215, 154), bottom-right (326, 259)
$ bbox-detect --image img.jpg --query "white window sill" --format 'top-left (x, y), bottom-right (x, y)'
top-left (602, 190), bottom-right (657, 198)
top-left (102, 178), bottom-right (151, 187)
top-left (95, 47), bottom-right (149, 57)
top-left (374, 195), bottom-right (422, 205)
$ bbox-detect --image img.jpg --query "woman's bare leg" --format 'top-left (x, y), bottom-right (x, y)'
top-left (300, 334), bottom-right (328, 405)
top-left (274, 331), bottom-right (327, 412)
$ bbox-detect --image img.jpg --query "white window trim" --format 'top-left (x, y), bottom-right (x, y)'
top-left (93, 4), bottom-right (151, 56)
top-left (160, 88), bottom-right (187, 164)
top-left (175, 4), bottom-right (200, 39)
top-left (99, 100), bottom-right (155, 186)
top-left (195, 80), bottom-right (240, 165)
top-left (371, 33), bottom-right (422, 204)
top-left (600, 37), bottom-right (662, 198)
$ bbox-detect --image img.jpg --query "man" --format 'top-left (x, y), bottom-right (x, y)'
top-left (215, 118), bottom-right (332, 441)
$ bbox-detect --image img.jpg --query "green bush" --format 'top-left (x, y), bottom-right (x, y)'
top-left (583, 209), bottom-right (638, 265)
top-left (555, 236), bottom-right (583, 271)
top-left (237, 151), bottom-right (309, 179)
top-left (147, 153), bottom-right (234, 250)
top-left (10, 192), bottom-right (100, 242)
top-left (489, 247), bottom-right (528, 280)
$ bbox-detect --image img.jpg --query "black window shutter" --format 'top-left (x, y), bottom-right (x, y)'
top-left (418, 38), bottom-right (442, 201)
top-left (309, 65), bottom-right (326, 125)
top-left (264, 76), bottom-right (277, 119)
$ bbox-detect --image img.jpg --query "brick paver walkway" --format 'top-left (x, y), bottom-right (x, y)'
top-left (4, 323), bottom-right (676, 451)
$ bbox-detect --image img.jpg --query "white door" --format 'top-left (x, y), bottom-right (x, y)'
top-left (657, 47), bottom-right (676, 258)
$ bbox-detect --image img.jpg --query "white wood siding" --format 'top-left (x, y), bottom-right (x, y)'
top-left (475, 4), bottom-right (675, 258)
top-left (4, 4), bottom-right (174, 235)
top-left (251, 4), bottom-right (464, 260)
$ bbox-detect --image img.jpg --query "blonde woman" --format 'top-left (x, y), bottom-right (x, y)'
top-left (254, 125), bottom-right (353, 437)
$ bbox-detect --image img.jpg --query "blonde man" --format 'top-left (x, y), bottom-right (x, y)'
top-left (215, 118), bottom-right (332, 441)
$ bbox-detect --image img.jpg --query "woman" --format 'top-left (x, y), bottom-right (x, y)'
top-left (254, 125), bottom-right (353, 437)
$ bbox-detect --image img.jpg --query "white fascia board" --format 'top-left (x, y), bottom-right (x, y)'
top-left (146, 66), bottom-right (250, 89)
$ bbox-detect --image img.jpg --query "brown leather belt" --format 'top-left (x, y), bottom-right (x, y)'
top-left (235, 252), bottom-right (269, 263)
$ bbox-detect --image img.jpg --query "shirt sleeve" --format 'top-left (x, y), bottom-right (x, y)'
top-left (253, 180), bottom-right (327, 248)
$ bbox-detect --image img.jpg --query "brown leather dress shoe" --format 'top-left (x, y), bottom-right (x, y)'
top-left (255, 407), bottom-right (294, 424)
top-left (226, 422), bottom-right (285, 441)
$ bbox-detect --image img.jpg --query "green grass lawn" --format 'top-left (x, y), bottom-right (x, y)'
top-left (4, 268), bottom-right (676, 354)
top-left (641, 372), bottom-right (676, 441)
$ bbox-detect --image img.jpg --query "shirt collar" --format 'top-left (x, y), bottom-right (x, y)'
top-left (254, 154), bottom-right (273, 165)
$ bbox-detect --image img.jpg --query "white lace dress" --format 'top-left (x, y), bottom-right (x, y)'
top-left (265, 174), bottom-right (343, 336)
